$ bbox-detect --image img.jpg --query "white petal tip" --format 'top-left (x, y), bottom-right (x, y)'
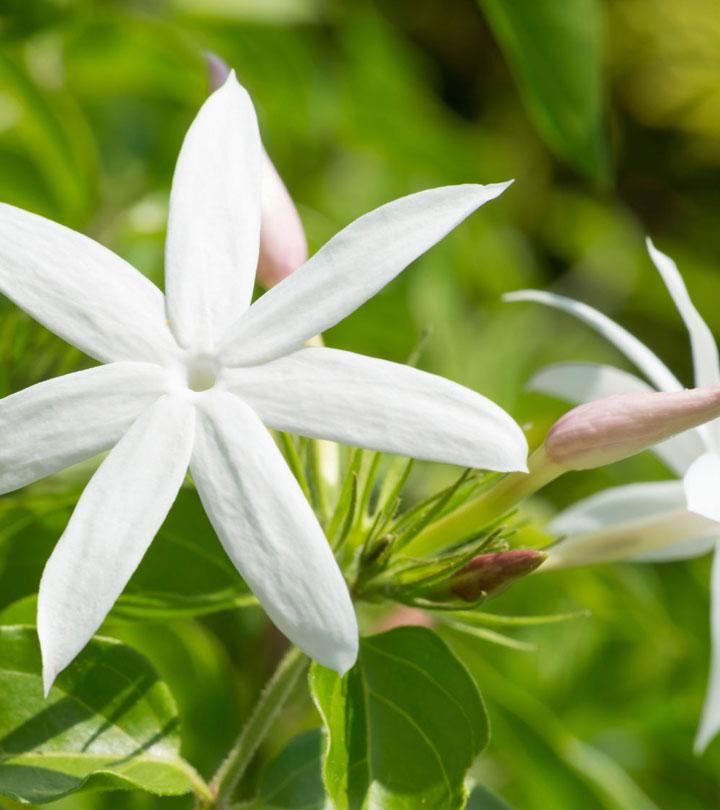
top-left (42, 664), bottom-right (58, 698)
top-left (483, 179), bottom-right (514, 199)
top-left (694, 732), bottom-right (713, 756)
top-left (316, 632), bottom-right (358, 676)
top-left (645, 237), bottom-right (665, 263)
top-left (501, 289), bottom-right (537, 304)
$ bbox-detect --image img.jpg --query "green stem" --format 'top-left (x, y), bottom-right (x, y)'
top-left (404, 446), bottom-right (563, 557)
top-left (201, 646), bottom-right (309, 809)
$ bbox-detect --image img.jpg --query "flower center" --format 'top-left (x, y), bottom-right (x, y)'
top-left (185, 354), bottom-right (219, 392)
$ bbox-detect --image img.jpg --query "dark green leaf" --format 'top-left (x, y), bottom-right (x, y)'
top-left (479, 0), bottom-right (608, 182)
top-left (0, 625), bottom-right (210, 803)
top-left (466, 782), bottom-right (513, 810)
top-left (249, 729), bottom-right (326, 810)
top-left (0, 486), bottom-right (249, 621)
top-left (310, 626), bottom-right (488, 810)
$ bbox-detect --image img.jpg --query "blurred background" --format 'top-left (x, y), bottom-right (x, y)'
top-left (1, 0), bottom-right (720, 807)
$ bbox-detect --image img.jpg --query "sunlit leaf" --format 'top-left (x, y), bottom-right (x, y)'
top-left (310, 626), bottom-right (488, 810)
top-left (0, 625), bottom-right (210, 803)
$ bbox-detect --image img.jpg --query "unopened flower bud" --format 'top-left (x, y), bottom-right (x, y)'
top-left (545, 386), bottom-right (720, 471)
top-left (448, 549), bottom-right (546, 602)
top-left (204, 51), bottom-right (308, 288)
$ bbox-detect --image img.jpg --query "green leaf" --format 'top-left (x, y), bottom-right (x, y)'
top-left (310, 626), bottom-right (488, 810)
top-left (466, 783), bottom-right (513, 810)
top-left (248, 729), bottom-right (326, 810)
top-left (0, 625), bottom-right (210, 803)
top-left (478, 0), bottom-right (608, 182)
top-left (0, 487), bottom-right (250, 621)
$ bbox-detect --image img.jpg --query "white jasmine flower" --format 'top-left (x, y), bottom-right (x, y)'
top-left (0, 72), bottom-right (527, 693)
top-left (505, 239), bottom-right (720, 751)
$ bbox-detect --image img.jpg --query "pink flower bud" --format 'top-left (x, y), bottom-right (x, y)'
top-left (204, 52), bottom-right (308, 288)
top-left (449, 549), bottom-right (546, 602)
top-left (545, 386), bottom-right (720, 471)
top-left (257, 152), bottom-right (308, 286)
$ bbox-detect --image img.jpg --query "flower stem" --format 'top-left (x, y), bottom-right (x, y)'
top-left (404, 446), bottom-right (563, 557)
top-left (201, 645), bottom-right (309, 809)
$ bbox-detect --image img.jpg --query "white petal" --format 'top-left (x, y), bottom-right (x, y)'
top-left (0, 362), bottom-right (168, 494)
top-left (504, 290), bottom-right (683, 393)
top-left (227, 347), bottom-right (527, 472)
top-left (646, 238), bottom-right (720, 389)
top-left (647, 238), bottom-right (720, 451)
top-left (530, 362), bottom-right (704, 475)
top-left (38, 396), bottom-right (195, 693)
top-left (220, 182), bottom-right (512, 366)
top-left (190, 391), bottom-right (357, 672)
top-left (633, 536), bottom-right (717, 563)
top-left (529, 361), bottom-right (652, 401)
top-left (164, 71), bottom-right (262, 351)
top-left (545, 481), bottom-right (719, 569)
top-left (685, 453), bottom-right (720, 523)
top-left (696, 542), bottom-right (720, 753)
top-left (0, 203), bottom-right (177, 364)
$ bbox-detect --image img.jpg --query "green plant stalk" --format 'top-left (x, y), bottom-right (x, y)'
top-left (404, 446), bottom-right (563, 557)
top-left (201, 645), bottom-right (309, 809)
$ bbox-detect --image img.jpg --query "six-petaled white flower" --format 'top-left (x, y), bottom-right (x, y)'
top-left (0, 72), bottom-right (528, 694)
top-left (506, 238), bottom-right (720, 751)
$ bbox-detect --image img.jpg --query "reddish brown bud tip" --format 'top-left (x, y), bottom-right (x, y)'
top-left (450, 549), bottom-right (546, 602)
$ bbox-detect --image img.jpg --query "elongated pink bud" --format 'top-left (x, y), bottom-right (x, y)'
top-left (257, 152), bottom-right (308, 286)
top-left (449, 549), bottom-right (546, 602)
top-left (546, 386), bottom-right (720, 470)
top-left (204, 52), bottom-right (308, 287)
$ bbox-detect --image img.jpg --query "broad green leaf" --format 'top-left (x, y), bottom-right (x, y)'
top-left (310, 626), bottom-right (488, 810)
top-left (466, 783), bottom-right (513, 810)
top-left (248, 729), bottom-right (327, 810)
top-left (0, 486), bottom-right (250, 621)
top-left (0, 625), bottom-right (210, 803)
top-left (478, 0), bottom-right (608, 182)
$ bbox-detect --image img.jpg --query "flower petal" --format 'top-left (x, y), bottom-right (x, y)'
top-left (646, 238), bottom-right (720, 389)
top-left (227, 347), bottom-right (528, 472)
top-left (202, 54), bottom-right (307, 288)
top-left (696, 542), bottom-right (720, 753)
top-left (530, 362), bottom-right (704, 475)
top-left (529, 361), bottom-right (651, 401)
top-left (164, 71), bottom-right (262, 351)
top-left (545, 481), bottom-right (718, 569)
top-left (221, 182), bottom-right (512, 366)
top-left (504, 290), bottom-right (683, 393)
top-left (647, 238), bottom-right (720, 450)
top-left (685, 452), bottom-right (720, 523)
top-left (38, 395), bottom-right (195, 693)
top-left (190, 391), bottom-right (358, 672)
top-left (0, 362), bottom-right (168, 494)
top-left (0, 203), bottom-right (177, 363)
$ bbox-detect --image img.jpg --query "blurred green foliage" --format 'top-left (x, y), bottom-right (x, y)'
top-left (2, 0), bottom-right (720, 808)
